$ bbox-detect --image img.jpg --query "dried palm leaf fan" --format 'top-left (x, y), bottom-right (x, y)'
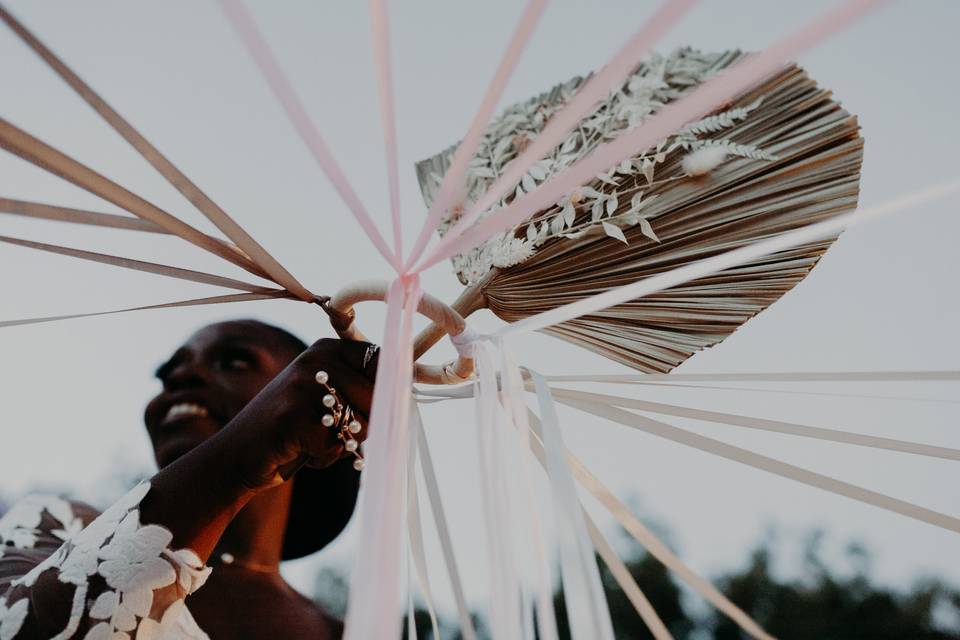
top-left (413, 48), bottom-right (863, 373)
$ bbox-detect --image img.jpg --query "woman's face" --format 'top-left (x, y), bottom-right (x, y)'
top-left (144, 321), bottom-right (299, 468)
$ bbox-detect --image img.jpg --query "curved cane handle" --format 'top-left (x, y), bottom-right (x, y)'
top-left (329, 280), bottom-right (476, 385)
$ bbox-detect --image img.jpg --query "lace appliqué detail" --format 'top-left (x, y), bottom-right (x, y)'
top-left (0, 494), bottom-right (79, 556)
top-left (1, 482), bottom-right (211, 639)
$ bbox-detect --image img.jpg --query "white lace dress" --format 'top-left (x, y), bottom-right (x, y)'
top-left (0, 483), bottom-right (211, 639)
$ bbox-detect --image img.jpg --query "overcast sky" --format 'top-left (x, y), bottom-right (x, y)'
top-left (2, 0), bottom-right (958, 619)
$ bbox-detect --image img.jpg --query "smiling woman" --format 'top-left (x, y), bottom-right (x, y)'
top-left (0, 320), bottom-right (378, 639)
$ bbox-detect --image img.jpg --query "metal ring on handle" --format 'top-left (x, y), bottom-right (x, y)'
top-left (329, 280), bottom-right (476, 385)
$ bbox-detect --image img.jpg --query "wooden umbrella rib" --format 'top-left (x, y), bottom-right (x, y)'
top-left (0, 5), bottom-right (314, 301)
top-left (0, 198), bottom-right (267, 276)
top-left (0, 117), bottom-right (272, 281)
top-left (0, 290), bottom-right (293, 329)
top-left (0, 198), bottom-right (164, 233)
top-left (0, 234), bottom-right (276, 294)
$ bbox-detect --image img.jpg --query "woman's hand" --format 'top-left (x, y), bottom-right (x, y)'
top-left (224, 338), bottom-right (378, 493)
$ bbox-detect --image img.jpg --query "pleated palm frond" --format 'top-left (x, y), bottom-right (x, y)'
top-left (416, 49), bottom-right (863, 373)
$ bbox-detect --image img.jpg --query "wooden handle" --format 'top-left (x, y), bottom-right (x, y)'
top-left (329, 280), bottom-right (484, 385)
top-left (412, 282), bottom-right (488, 359)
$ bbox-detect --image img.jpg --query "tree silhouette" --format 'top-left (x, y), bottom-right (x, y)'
top-left (326, 527), bottom-right (960, 639)
top-left (709, 533), bottom-right (960, 640)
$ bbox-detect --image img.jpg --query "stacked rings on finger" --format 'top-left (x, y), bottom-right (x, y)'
top-left (315, 370), bottom-right (366, 471)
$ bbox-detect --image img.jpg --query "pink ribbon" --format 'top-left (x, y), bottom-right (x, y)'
top-left (370, 0), bottom-right (404, 259)
top-left (343, 275), bottom-right (423, 640)
top-left (404, 0), bottom-right (550, 271)
top-left (220, 0), bottom-right (401, 272)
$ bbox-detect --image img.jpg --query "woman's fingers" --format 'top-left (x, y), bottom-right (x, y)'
top-left (301, 421), bottom-right (347, 469)
top-left (336, 339), bottom-right (380, 381)
top-left (315, 365), bottom-right (373, 418)
top-left (288, 338), bottom-right (378, 470)
top-left (302, 340), bottom-right (375, 416)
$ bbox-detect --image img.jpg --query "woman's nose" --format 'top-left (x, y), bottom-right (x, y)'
top-left (164, 360), bottom-right (208, 391)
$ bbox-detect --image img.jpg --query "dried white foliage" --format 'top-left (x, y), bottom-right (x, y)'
top-left (421, 48), bottom-right (775, 285)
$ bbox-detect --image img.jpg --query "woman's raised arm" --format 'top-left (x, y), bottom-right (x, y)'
top-left (0, 338), bottom-right (376, 638)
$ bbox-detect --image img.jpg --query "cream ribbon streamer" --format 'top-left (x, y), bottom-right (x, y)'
top-left (414, 407), bottom-right (479, 640)
top-left (546, 371), bottom-right (960, 383)
top-left (563, 444), bottom-right (776, 640)
top-left (406, 407), bottom-right (442, 640)
top-left (563, 380), bottom-right (960, 405)
top-left (415, 385), bottom-right (771, 640)
top-left (521, 412), bottom-right (673, 640)
top-left (559, 396), bottom-right (960, 534)
top-left (584, 516), bottom-right (672, 640)
top-left (473, 342), bottom-right (525, 639)
top-left (528, 370), bottom-right (615, 640)
top-left (548, 387), bottom-right (960, 461)
top-left (499, 348), bottom-right (560, 640)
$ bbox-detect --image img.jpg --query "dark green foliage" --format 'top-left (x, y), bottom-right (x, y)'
top-left (710, 537), bottom-right (960, 640)
top-left (553, 550), bottom-right (693, 640)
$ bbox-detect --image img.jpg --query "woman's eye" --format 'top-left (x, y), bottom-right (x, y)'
top-left (218, 351), bottom-right (253, 371)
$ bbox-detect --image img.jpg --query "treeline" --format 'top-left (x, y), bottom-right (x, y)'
top-left (315, 529), bottom-right (960, 640)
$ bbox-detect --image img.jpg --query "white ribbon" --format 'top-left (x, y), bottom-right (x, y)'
top-left (561, 443), bottom-right (776, 640)
top-left (450, 325), bottom-right (482, 359)
top-left (529, 371), bottom-right (616, 640)
top-left (560, 395), bottom-right (960, 534)
top-left (549, 387), bottom-right (960, 461)
top-left (499, 347), bottom-right (560, 640)
top-left (407, 406), bottom-right (442, 640)
top-left (474, 342), bottom-right (525, 639)
top-left (545, 371), bottom-right (960, 383)
top-left (414, 407), bottom-right (479, 640)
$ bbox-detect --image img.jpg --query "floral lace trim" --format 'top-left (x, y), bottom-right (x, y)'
top-left (1, 483), bottom-right (210, 639)
top-left (0, 494), bottom-right (81, 556)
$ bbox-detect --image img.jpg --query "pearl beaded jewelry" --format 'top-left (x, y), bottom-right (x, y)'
top-left (314, 370), bottom-right (366, 470)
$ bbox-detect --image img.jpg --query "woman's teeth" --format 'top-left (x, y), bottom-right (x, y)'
top-left (164, 403), bottom-right (209, 422)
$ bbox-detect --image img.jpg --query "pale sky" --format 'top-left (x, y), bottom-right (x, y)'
top-left (1, 0), bottom-right (958, 620)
